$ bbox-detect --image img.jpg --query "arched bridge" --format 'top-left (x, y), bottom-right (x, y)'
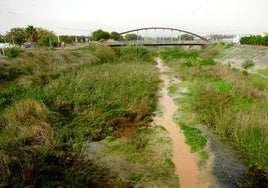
top-left (102, 27), bottom-right (210, 47)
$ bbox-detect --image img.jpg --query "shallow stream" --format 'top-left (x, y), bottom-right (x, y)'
top-left (154, 57), bottom-right (251, 188)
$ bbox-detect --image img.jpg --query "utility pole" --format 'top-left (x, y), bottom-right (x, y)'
top-left (162, 29), bottom-right (164, 44)
top-left (12, 36), bottom-right (15, 45)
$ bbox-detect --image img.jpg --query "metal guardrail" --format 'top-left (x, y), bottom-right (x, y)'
top-left (105, 41), bottom-right (209, 47)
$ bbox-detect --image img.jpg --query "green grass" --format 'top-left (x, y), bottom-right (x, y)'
top-left (257, 67), bottom-right (268, 76)
top-left (104, 125), bottom-right (179, 187)
top-left (168, 85), bottom-right (179, 94)
top-left (160, 47), bottom-right (200, 60)
top-left (248, 74), bottom-right (268, 91)
top-left (208, 79), bottom-right (232, 92)
top-left (178, 122), bottom-right (208, 159)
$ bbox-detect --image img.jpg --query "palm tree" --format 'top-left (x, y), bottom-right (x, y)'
top-left (25, 25), bottom-right (38, 43)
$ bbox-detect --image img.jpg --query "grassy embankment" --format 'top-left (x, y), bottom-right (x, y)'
top-left (0, 45), bottom-right (178, 187)
top-left (160, 45), bottom-right (268, 185)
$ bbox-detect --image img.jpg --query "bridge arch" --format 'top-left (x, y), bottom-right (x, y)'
top-left (119, 27), bottom-right (209, 43)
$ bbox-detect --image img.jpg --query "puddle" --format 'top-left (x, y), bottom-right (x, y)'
top-left (154, 58), bottom-right (220, 188)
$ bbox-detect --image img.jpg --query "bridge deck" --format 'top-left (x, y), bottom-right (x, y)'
top-left (106, 42), bottom-right (209, 47)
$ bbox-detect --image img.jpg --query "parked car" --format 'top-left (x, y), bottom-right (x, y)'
top-left (22, 43), bottom-right (31, 48)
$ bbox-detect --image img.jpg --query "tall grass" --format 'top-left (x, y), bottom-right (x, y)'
top-left (0, 44), bottom-right (161, 186)
top-left (44, 62), bottom-right (159, 142)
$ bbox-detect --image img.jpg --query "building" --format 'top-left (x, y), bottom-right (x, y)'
top-left (261, 32), bottom-right (268, 37)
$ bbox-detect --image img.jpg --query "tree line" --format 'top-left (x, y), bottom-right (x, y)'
top-left (240, 35), bottom-right (268, 46)
top-left (4, 26), bottom-right (58, 47)
top-left (1, 26), bottom-right (198, 47)
top-left (90, 29), bottom-right (195, 41)
top-left (2, 25), bottom-right (90, 47)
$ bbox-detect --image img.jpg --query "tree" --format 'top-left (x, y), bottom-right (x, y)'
top-left (0, 35), bottom-right (5, 43)
top-left (59, 35), bottom-right (76, 44)
top-left (25, 25), bottom-right (38, 43)
top-left (240, 35), bottom-right (268, 46)
top-left (110, 31), bottom-right (123, 41)
top-left (124, 33), bottom-right (138, 41)
top-left (36, 28), bottom-right (58, 47)
top-left (180, 34), bottom-right (194, 41)
top-left (91, 29), bottom-right (110, 41)
top-left (4, 28), bottom-right (26, 45)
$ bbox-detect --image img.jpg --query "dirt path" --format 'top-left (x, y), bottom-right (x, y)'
top-left (154, 58), bottom-right (219, 188)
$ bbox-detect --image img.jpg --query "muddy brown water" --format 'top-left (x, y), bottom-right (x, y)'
top-left (154, 58), bottom-right (220, 188)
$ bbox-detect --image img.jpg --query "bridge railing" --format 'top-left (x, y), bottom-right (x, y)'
top-left (103, 39), bottom-right (209, 47)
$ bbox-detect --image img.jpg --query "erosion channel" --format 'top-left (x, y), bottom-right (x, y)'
top-left (154, 58), bottom-right (250, 188)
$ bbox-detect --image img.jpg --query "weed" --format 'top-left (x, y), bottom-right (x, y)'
top-left (0, 46), bottom-right (162, 186)
top-left (0, 87), bottom-right (21, 110)
top-left (226, 43), bottom-right (234, 48)
top-left (200, 59), bottom-right (216, 66)
top-left (242, 60), bottom-right (254, 69)
top-left (198, 48), bottom-right (219, 61)
top-left (257, 67), bottom-right (268, 76)
top-left (160, 47), bottom-right (199, 60)
top-left (105, 136), bottom-right (116, 142)
top-left (129, 172), bottom-right (144, 182)
top-left (165, 158), bottom-right (175, 168)
top-left (168, 85), bottom-right (178, 94)
top-left (4, 48), bottom-right (23, 58)
top-left (93, 44), bottom-right (115, 64)
top-left (178, 122), bottom-right (208, 159)
top-left (115, 46), bottom-right (153, 63)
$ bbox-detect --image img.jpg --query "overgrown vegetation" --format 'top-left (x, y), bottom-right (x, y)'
top-left (242, 60), bottom-right (254, 69)
top-left (240, 35), bottom-right (268, 46)
top-left (101, 125), bottom-right (179, 187)
top-left (257, 67), bottom-right (268, 76)
top-left (0, 44), bottom-right (170, 187)
top-left (4, 47), bottom-right (23, 58)
top-left (160, 45), bottom-right (268, 185)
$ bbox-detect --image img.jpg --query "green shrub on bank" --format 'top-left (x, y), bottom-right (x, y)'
top-left (115, 46), bottom-right (153, 63)
top-left (242, 60), bottom-right (254, 69)
top-left (4, 47), bottom-right (23, 58)
top-left (240, 35), bottom-right (268, 46)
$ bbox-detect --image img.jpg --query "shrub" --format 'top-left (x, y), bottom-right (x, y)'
top-left (242, 60), bottom-right (254, 69)
top-left (115, 46), bottom-right (152, 63)
top-left (200, 59), bottom-right (216, 66)
top-left (5, 47), bottom-right (23, 58)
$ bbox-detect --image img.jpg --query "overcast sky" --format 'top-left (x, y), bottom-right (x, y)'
top-left (1, 0), bottom-right (267, 36)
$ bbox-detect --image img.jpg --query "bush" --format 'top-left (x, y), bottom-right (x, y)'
top-left (5, 48), bottom-right (23, 58)
top-left (115, 46), bottom-right (152, 63)
top-left (93, 45), bottom-right (115, 64)
top-left (242, 60), bottom-right (254, 69)
top-left (240, 35), bottom-right (268, 46)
